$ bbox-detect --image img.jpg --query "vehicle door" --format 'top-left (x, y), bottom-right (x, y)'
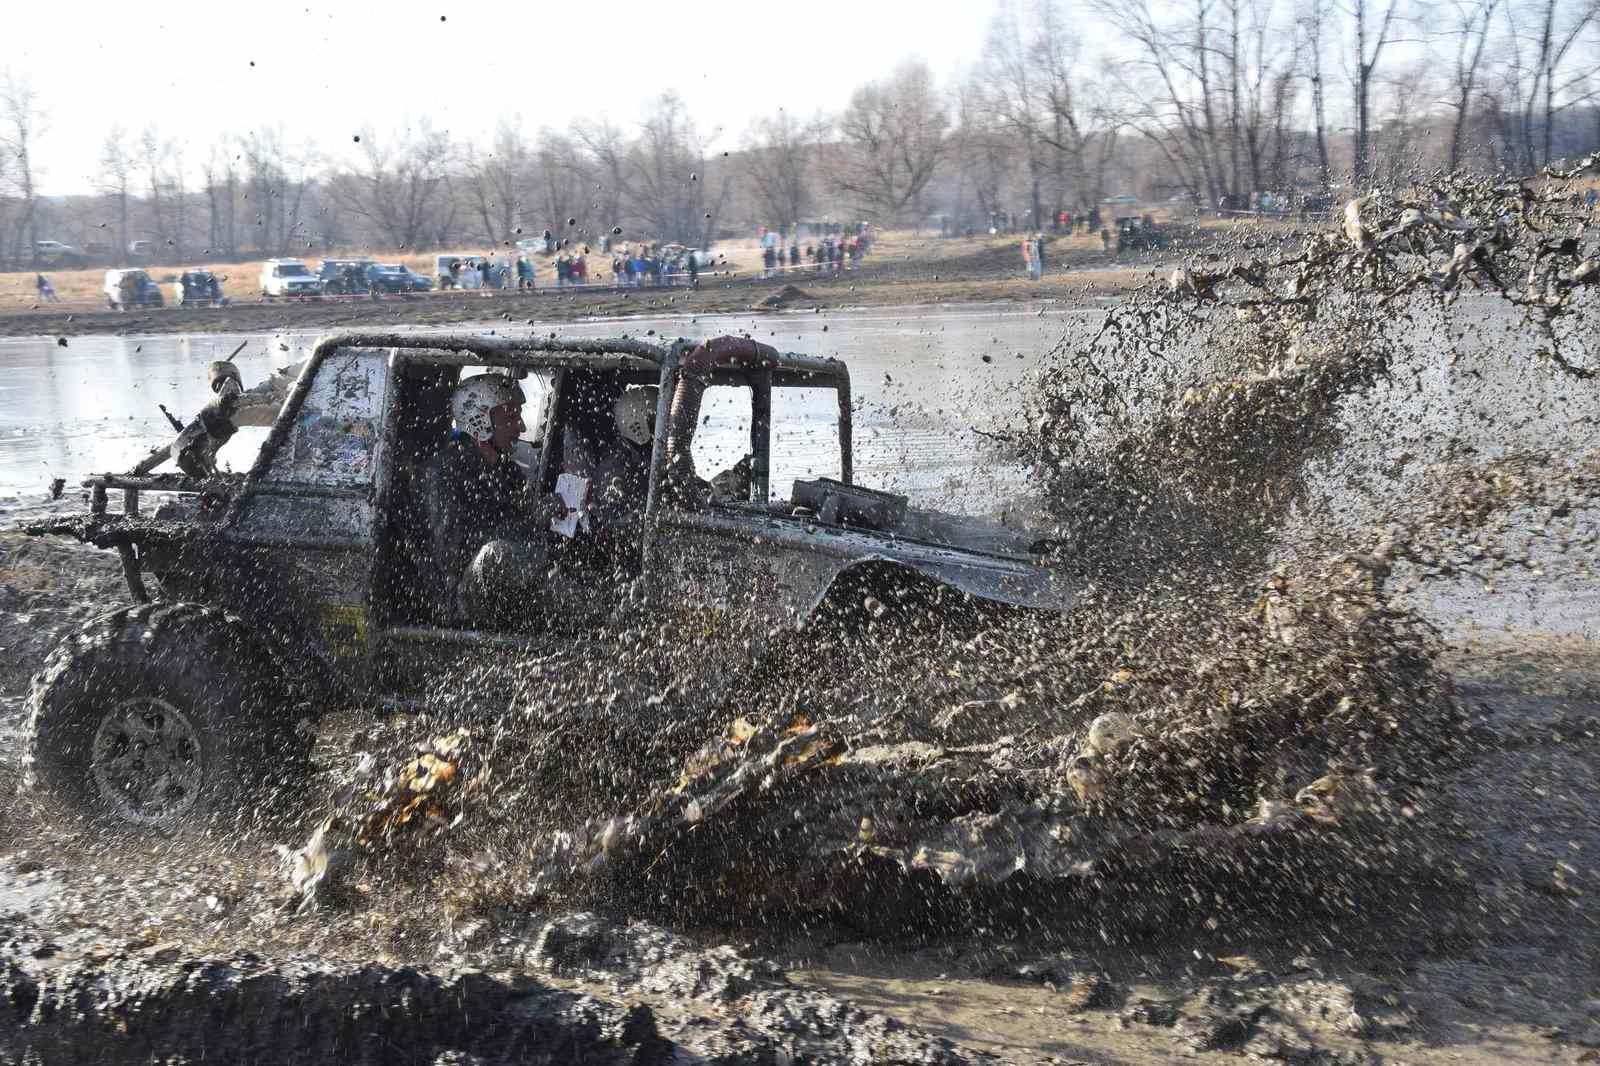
top-left (642, 371), bottom-right (852, 633)
top-left (224, 346), bottom-right (392, 682)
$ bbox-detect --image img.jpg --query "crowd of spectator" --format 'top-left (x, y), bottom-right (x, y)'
top-left (607, 244), bottom-right (702, 287)
top-left (757, 224), bottom-right (872, 278)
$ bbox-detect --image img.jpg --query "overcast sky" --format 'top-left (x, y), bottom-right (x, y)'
top-left (12, 0), bottom-right (996, 195)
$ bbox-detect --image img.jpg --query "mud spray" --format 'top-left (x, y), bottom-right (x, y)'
top-left (6, 160), bottom-right (1600, 1063)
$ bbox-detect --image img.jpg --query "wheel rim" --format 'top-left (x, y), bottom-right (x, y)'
top-left (91, 696), bottom-right (205, 824)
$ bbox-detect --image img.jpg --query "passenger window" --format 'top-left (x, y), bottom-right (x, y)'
top-left (691, 386), bottom-right (753, 480)
top-left (769, 387), bottom-right (842, 501)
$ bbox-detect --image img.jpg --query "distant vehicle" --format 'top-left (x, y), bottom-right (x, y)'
top-left (364, 263), bottom-right (417, 294)
top-left (103, 269), bottom-right (164, 310)
top-left (1102, 194), bottom-right (1140, 206)
top-left (260, 259), bottom-right (323, 298)
top-left (127, 240), bottom-right (156, 262)
top-left (1216, 193), bottom-right (1251, 216)
top-left (36, 241), bottom-right (88, 269)
top-left (1298, 194), bottom-right (1334, 220)
top-left (173, 269), bottom-right (225, 307)
top-left (319, 257), bottom-right (376, 295)
top-left (434, 253), bottom-right (486, 290)
top-left (1114, 216), bottom-right (1164, 252)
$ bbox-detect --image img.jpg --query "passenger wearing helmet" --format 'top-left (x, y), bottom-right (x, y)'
top-left (588, 385), bottom-right (658, 554)
top-left (422, 373), bottom-right (567, 627)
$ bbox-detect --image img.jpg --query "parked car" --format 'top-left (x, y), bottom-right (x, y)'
top-left (364, 263), bottom-right (416, 294)
top-left (36, 241), bottom-right (88, 269)
top-left (1114, 216), bottom-right (1164, 252)
top-left (1102, 194), bottom-right (1140, 206)
top-left (127, 240), bottom-right (155, 263)
top-left (401, 267), bottom-right (433, 292)
top-left (260, 259), bottom-right (323, 298)
top-left (1298, 194), bottom-right (1334, 220)
top-left (1216, 193), bottom-right (1251, 216)
top-left (319, 257), bottom-right (376, 295)
top-left (173, 269), bottom-right (225, 307)
top-left (434, 253), bottom-right (484, 290)
top-left (103, 269), bottom-right (165, 309)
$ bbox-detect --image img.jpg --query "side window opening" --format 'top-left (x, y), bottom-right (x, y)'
top-left (769, 386), bottom-right (842, 502)
top-left (690, 385), bottom-right (753, 486)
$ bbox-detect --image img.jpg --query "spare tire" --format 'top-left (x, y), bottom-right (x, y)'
top-left (22, 602), bottom-right (312, 832)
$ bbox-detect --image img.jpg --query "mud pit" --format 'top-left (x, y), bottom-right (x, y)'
top-left (5, 163), bottom-right (1600, 1064)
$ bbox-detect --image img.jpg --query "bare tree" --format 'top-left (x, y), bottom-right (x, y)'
top-left (201, 142), bottom-right (239, 257)
top-left (464, 118), bottom-right (531, 245)
top-left (633, 93), bottom-right (722, 245)
top-left (572, 118), bottom-right (632, 235)
top-left (978, 0), bottom-right (1051, 227)
top-left (98, 125), bottom-right (134, 265)
top-left (835, 61), bottom-right (949, 224)
top-left (949, 78), bottom-right (1016, 228)
top-left (1442, 0), bottom-right (1503, 169)
top-left (742, 108), bottom-right (827, 233)
top-left (530, 129), bottom-right (588, 240)
top-left (1089, 0), bottom-right (1233, 205)
top-left (1346, 0), bottom-right (1404, 187)
top-left (329, 121), bottom-right (453, 250)
top-left (0, 71), bottom-right (44, 268)
top-left (1299, 0), bottom-right (1335, 186)
top-left (138, 127), bottom-right (171, 256)
top-left (1506, 0), bottom-right (1600, 166)
top-left (1033, 3), bottom-right (1127, 208)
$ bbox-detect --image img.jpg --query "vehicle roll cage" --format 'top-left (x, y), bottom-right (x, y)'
top-left (81, 331), bottom-right (855, 606)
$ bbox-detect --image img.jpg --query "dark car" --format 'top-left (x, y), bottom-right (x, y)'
top-left (319, 258), bottom-right (375, 295)
top-left (1114, 216), bottom-right (1164, 252)
top-left (364, 264), bottom-right (416, 294)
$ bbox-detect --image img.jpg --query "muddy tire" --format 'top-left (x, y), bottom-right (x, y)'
top-left (22, 602), bottom-right (312, 833)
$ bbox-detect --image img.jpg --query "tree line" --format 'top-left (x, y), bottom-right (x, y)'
top-left (2, 0), bottom-right (1597, 270)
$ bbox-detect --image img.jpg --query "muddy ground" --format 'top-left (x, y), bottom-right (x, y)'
top-left (2, 528), bottom-right (1597, 1064)
top-left (0, 229), bottom-right (1198, 339)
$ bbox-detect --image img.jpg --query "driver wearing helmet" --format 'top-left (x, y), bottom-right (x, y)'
top-left (422, 373), bottom-right (567, 627)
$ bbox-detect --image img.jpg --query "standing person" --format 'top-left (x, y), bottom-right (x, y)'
top-left (574, 254), bottom-right (587, 285)
top-left (1021, 235), bottom-right (1035, 279)
top-left (36, 274), bottom-right (58, 302)
top-left (687, 251), bottom-right (699, 287)
top-left (1033, 233), bottom-right (1046, 279)
top-left (788, 242), bottom-right (800, 270)
top-left (1100, 226), bottom-right (1112, 253)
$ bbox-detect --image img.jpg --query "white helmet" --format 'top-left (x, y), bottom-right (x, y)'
top-left (452, 374), bottom-right (525, 442)
top-left (613, 387), bottom-right (658, 446)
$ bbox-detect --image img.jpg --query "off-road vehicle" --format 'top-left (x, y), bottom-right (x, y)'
top-left (21, 332), bottom-right (1071, 831)
top-left (1114, 216), bottom-right (1164, 252)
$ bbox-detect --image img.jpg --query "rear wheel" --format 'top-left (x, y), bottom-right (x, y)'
top-left (23, 603), bottom-right (313, 833)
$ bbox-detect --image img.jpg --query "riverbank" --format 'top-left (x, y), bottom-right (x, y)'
top-left (0, 224), bottom-right (1278, 338)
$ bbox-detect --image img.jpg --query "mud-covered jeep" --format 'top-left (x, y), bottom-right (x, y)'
top-left (21, 331), bottom-right (1071, 830)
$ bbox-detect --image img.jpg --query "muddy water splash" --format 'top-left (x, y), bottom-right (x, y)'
top-left (304, 161), bottom-right (1600, 945)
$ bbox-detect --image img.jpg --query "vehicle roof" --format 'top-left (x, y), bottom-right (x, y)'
top-left (302, 331), bottom-right (852, 388)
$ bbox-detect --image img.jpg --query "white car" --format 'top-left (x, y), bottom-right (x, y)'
top-left (260, 259), bottom-right (323, 298)
top-left (103, 269), bottom-right (164, 309)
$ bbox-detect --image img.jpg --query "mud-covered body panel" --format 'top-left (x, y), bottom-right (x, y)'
top-left (655, 510), bottom-right (1071, 626)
